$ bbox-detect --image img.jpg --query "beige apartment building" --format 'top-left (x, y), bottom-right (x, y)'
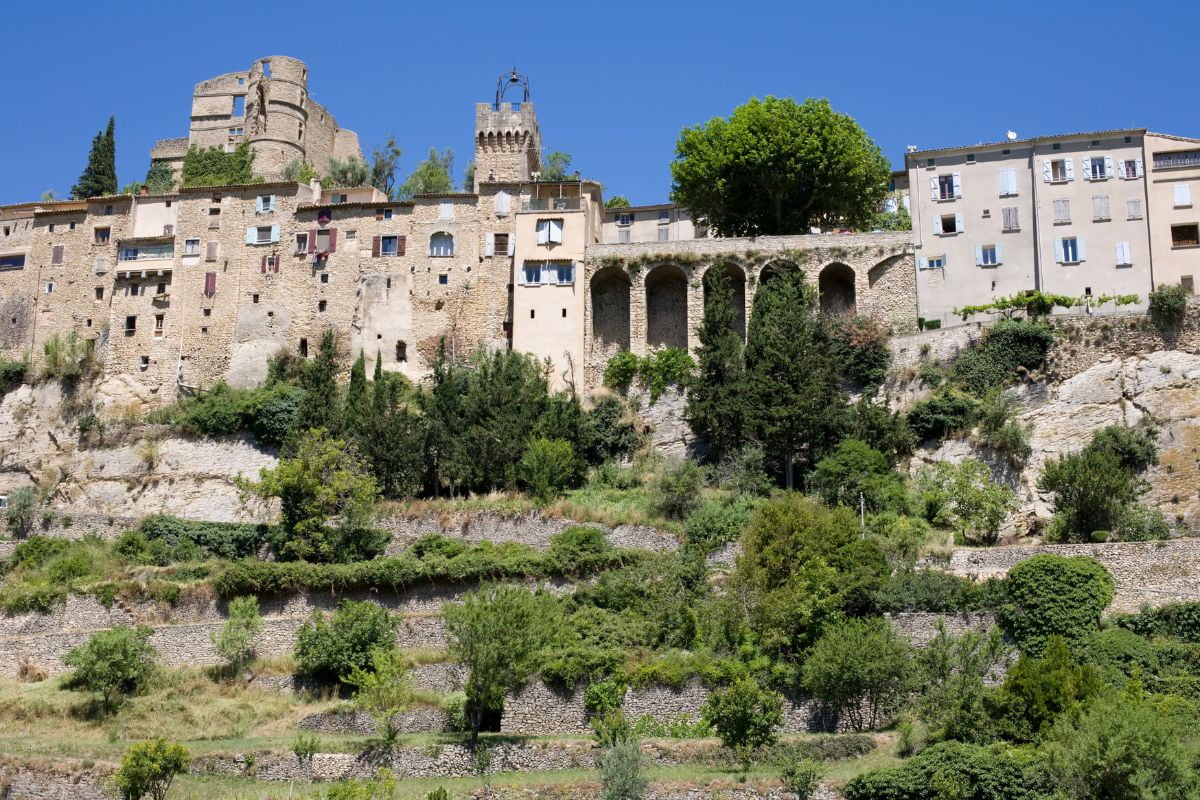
top-left (908, 129), bottom-right (1200, 325)
top-left (601, 204), bottom-right (704, 244)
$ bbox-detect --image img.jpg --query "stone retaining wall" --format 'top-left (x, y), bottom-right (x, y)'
top-left (0, 761), bottom-right (115, 800)
top-left (945, 539), bottom-right (1200, 613)
top-left (298, 704), bottom-right (450, 735)
top-left (379, 511), bottom-right (678, 554)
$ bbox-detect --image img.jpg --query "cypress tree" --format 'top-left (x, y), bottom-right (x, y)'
top-left (295, 328), bottom-right (339, 436)
top-left (685, 266), bottom-right (746, 460)
top-left (422, 340), bottom-right (472, 497)
top-left (71, 116), bottom-right (118, 199)
top-left (743, 271), bottom-right (847, 488)
top-left (342, 353), bottom-right (370, 439)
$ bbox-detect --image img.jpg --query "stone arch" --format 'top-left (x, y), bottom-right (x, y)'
top-left (818, 262), bottom-right (856, 315)
top-left (702, 262), bottom-right (747, 339)
top-left (591, 266), bottom-right (631, 352)
top-left (758, 260), bottom-right (797, 286)
top-left (645, 263), bottom-right (688, 349)
top-left (868, 254), bottom-right (905, 288)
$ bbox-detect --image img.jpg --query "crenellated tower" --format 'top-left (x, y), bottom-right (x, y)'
top-left (474, 69), bottom-right (542, 190)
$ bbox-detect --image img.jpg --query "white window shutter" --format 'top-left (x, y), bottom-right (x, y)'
top-left (955, 212), bottom-right (964, 234)
top-left (494, 191), bottom-right (510, 216)
top-left (975, 245), bottom-right (983, 266)
top-left (932, 216), bottom-right (943, 235)
top-left (1065, 159), bottom-right (1075, 181)
top-left (507, 236), bottom-right (515, 256)
top-left (255, 196), bottom-right (263, 213)
top-left (930, 176), bottom-right (939, 201)
top-left (1135, 158), bottom-right (1143, 178)
top-left (1114, 242), bottom-right (1122, 264)
top-left (485, 232), bottom-right (495, 257)
top-left (1055, 237), bottom-right (1064, 263)
top-left (1117, 159), bottom-right (1126, 179)
top-left (952, 172), bottom-right (962, 198)
top-left (269, 224), bottom-right (280, 243)
top-left (245, 226), bottom-right (256, 245)
top-left (1081, 157), bottom-right (1092, 179)
top-left (1175, 184), bottom-right (1192, 207)
top-left (1124, 242), bottom-right (1132, 264)
top-left (550, 219), bottom-right (563, 243)
top-left (1043, 160), bottom-right (1052, 183)
top-left (995, 244), bottom-right (1004, 264)
top-left (1104, 156), bottom-right (1114, 177)
top-left (536, 220), bottom-right (549, 244)
top-left (1077, 236), bottom-right (1087, 262)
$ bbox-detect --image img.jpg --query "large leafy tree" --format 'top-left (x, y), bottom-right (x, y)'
top-left (399, 147), bottom-right (454, 198)
top-left (369, 134), bottom-right (402, 198)
top-left (72, 116), bottom-right (118, 199)
top-left (540, 151), bottom-right (579, 181)
top-left (671, 97), bottom-right (890, 235)
top-left (742, 270), bottom-right (846, 486)
top-left (686, 266), bottom-right (746, 460)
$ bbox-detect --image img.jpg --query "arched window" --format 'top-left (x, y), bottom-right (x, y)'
top-left (430, 232), bottom-right (454, 257)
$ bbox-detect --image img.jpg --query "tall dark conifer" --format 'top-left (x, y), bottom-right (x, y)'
top-left (686, 266), bottom-right (746, 460)
top-left (743, 271), bottom-right (847, 488)
top-left (295, 328), bottom-right (339, 437)
top-left (342, 353), bottom-right (370, 439)
top-left (71, 116), bottom-right (117, 199)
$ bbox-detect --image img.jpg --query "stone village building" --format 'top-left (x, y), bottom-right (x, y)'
top-left (0, 55), bottom-right (1194, 404)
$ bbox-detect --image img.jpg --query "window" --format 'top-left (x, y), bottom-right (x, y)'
top-left (1048, 159), bottom-right (1072, 182)
top-left (318, 300), bottom-right (327, 312)
top-left (202, 308), bottom-right (211, 317)
top-left (536, 219), bottom-right (564, 245)
top-left (255, 226), bottom-right (272, 244)
top-left (522, 263), bottom-right (541, 284)
top-left (999, 168), bottom-right (1018, 196)
top-left (926, 158), bottom-right (935, 168)
top-left (935, 214), bottom-right (961, 235)
top-left (320, 273), bottom-right (329, 284)
top-left (618, 229), bottom-right (630, 244)
top-left (658, 210), bottom-right (670, 223)
top-left (493, 233), bottom-right (509, 255)
top-left (380, 236), bottom-right (399, 256)
top-left (1092, 195), bottom-right (1110, 221)
top-left (233, 95), bottom-right (245, 116)
top-left (209, 208), bottom-right (221, 229)
top-left (1154, 150), bottom-right (1200, 170)
top-left (1127, 199), bottom-right (1143, 220)
top-left (95, 287), bottom-right (104, 300)
top-left (922, 255), bottom-right (946, 270)
top-left (44, 282), bottom-right (54, 294)
top-left (257, 194), bottom-right (274, 213)
top-left (48, 224), bottom-right (55, 233)
top-left (70, 222), bottom-right (76, 230)
top-left (617, 212), bottom-right (634, 226)
top-left (154, 314), bottom-right (164, 337)
top-left (156, 282), bottom-right (166, 296)
top-left (203, 272), bottom-right (217, 295)
top-left (125, 315), bottom-right (137, 335)
top-left (1053, 198), bottom-right (1071, 223)
top-left (1115, 241), bottom-right (1133, 266)
top-left (1052, 143), bottom-right (1062, 151)
top-left (1057, 236), bottom-right (1084, 264)
top-left (1172, 224), bottom-right (1200, 248)
top-left (95, 227), bottom-right (111, 243)
top-left (978, 245), bottom-right (1001, 266)
top-left (299, 338), bottom-right (308, 357)
top-left (139, 356), bottom-right (149, 370)
top-left (1085, 156), bottom-right (1110, 180)
top-left (1174, 184), bottom-right (1193, 208)
top-left (295, 233), bottom-right (308, 254)
top-left (396, 341), bottom-right (407, 362)
top-left (317, 209), bottom-right (332, 225)
top-left (937, 174), bottom-right (958, 200)
top-left (346, 230), bottom-right (356, 240)
top-left (129, 283), bottom-right (141, 297)
top-left (383, 209), bottom-right (394, 220)
top-left (430, 232), bottom-right (454, 257)
top-left (966, 153), bottom-right (976, 164)
top-left (554, 263), bottom-right (575, 284)
top-left (184, 238), bottom-right (200, 256)
top-left (252, 293), bottom-right (260, 304)
top-left (1184, 276), bottom-right (1196, 294)
top-left (657, 227), bottom-right (670, 242)
top-left (201, 327), bottom-right (208, 335)
top-left (315, 229), bottom-right (332, 252)
top-left (163, 225), bottom-right (174, 236)
top-left (0, 254), bottom-right (26, 270)
top-left (1121, 159), bottom-right (1141, 179)
top-left (206, 242), bottom-right (219, 262)
top-left (51, 244), bottom-right (63, 264)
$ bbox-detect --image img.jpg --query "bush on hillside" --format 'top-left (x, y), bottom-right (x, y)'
top-left (518, 437), bottom-right (584, 502)
top-left (950, 319), bottom-right (1054, 396)
top-left (294, 599), bottom-right (397, 683)
top-left (843, 740), bottom-right (1051, 800)
top-left (1149, 284), bottom-right (1189, 327)
top-left (997, 555), bottom-right (1114, 654)
top-left (63, 625), bottom-right (158, 712)
top-left (906, 391), bottom-right (978, 442)
top-left (829, 316), bottom-right (891, 388)
top-left (653, 459), bottom-right (704, 520)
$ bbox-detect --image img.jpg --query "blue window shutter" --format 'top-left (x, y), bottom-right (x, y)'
top-left (1055, 237), bottom-right (1064, 263)
top-left (255, 196), bottom-right (263, 213)
top-left (1077, 235), bottom-right (1087, 262)
top-left (932, 216), bottom-right (942, 235)
top-left (245, 226), bottom-right (256, 245)
top-left (268, 194), bottom-right (275, 211)
top-left (955, 213), bottom-right (964, 234)
top-left (270, 224), bottom-right (280, 243)
top-left (995, 244), bottom-right (1004, 264)
top-left (975, 245), bottom-right (983, 266)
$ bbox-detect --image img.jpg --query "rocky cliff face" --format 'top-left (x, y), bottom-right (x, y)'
top-left (0, 381), bottom-right (275, 521)
top-left (914, 350), bottom-right (1200, 536)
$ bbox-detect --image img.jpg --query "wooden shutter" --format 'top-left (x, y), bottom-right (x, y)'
top-left (51, 245), bottom-right (63, 264)
top-left (485, 232), bottom-right (495, 257)
top-left (255, 196), bottom-right (263, 213)
top-left (507, 236), bottom-right (515, 257)
top-left (495, 191), bottom-right (510, 216)
top-left (1135, 158), bottom-right (1143, 178)
top-left (995, 244), bottom-right (1004, 264)
top-left (1117, 159), bottom-right (1126, 179)
top-left (1082, 157), bottom-right (1092, 179)
top-left (954, 213), bottom-right (964, 234)
top-left (396, 235), bottom-right (406, 256)
top-left (1175, 184), bottom-right (1192, 207)
top-left (327, 228), bottom-right (337, 252)
top-left (372, 236), bottom-right (381, 257)
top-left (1077, 236), bottom-right (1087, 262)
top-left (952, 172), bottom-right (962, 198)
top-left (549, 219), bottom-right (563, 243)
top-left (261, 255), bottom-right (267, 273)
top-left (1104, 155), bottom-right (1114, 177)
top-left (204, 271), bottom-right (216, 294)
top-left (206, 242), bottom-right (218, 261)
top-left (929, 175), bottom-right (939, 201)
top-left (1042, 160), bottom-right (1052, 182)
top-left (1055, 237), bottom-right (1064, 263)
top-left (245, 226), bottom-right (256, 245)
top-left (932, 216), bottom-right (943, 235)
top-left (975, 245), bottom-right (984, 266)
top-left (270, 224), bottom-right (280, 243)
top-left (1065, 159), bottom-right (1074, 181)
top-left (308, 229), bottom-right (318, 253)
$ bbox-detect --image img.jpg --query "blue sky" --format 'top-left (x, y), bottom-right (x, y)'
top-left (1, 0), bottom-right (1196, 206)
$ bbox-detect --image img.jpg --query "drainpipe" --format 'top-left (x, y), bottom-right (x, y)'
top-left (1141, 135), bottom-right (1156, 291)
top-left (1029, 144), bottom-right (1043, 293)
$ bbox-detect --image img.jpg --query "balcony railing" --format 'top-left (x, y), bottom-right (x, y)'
top-left (1155, 152), bottom-right (1200, 170)
top-left (522, 197), bottom-right (582, 212)
top-left (119, 245), bottom-right (174, 262)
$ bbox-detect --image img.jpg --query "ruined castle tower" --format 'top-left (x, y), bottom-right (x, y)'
top-left (474, 70), bottom-right (542, 190)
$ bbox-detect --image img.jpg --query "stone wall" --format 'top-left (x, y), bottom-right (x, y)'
top-left (0, 760), bottom-right (115, 800)
top-left (380, 510), bottom-right (678, 554)
top-left (945, 538), bottom-right (1200, 613)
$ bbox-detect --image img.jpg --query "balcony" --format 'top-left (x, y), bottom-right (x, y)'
top-left (522, 197), bottom-right (582, 212)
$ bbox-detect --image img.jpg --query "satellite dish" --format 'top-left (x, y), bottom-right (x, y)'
top-left (1007, 130), bottom-right (1018, 141)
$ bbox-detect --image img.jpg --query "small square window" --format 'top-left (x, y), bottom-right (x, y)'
top-left (95, 287), bottom-right (104, 300)
top-left (139, 356), bottom-right (149, 369)
top-left (184, 238), bottom-right (200, 256)
top-left (346, 229), bottom-right (356, 240)
top-left (203, 308), bottom-right (211, 317)
top-left (318, 300), bottom-right (327, 312)
top-left (295, 233), bottom-right (308, 254)
top-left (966, 153), bottom-right (976, 164)
top-left (255, 226), bottom-right (272, 244)
top-left (1052, 142), bottom-right (1061, 151)
top-left (125, 315), bottom-right (137, 335)
top-left (940, 214), bottom-right (958, 234)
top-left (980, 245), bottom-right (999, 266)
top-left (104, 205), bottom-right (113, 215)
top-left (252, 294), bottom-right (260, 304)
top-left (438, 274), bottom-right (449, 285)
top-left (380, 236), bottom-right (399, 256)
top-left (926, 158), bottom-right (935, 167)
top-left (1124, 136), bottom-right (1132, 144)
top-left (1002, 148), bottom-right (1011, 155)
top-left (1171, 224), bottom-right (1200, 248)
top-left (320, 273), bottom-right (329, 284)
top-left (201, 326), bottom-right (209, 335)
top-left (938, 174), bottom-right (956, 200)
top-left (44, 282), bottom-right (54, 294)
top-left (561, 308), bottom-right (567, 318)
top-left (95, 227), bottom-right (111, 244)
top-left (383, 209), bottom-right (393, 220)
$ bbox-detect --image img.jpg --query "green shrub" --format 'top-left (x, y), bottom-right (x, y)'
top-left (802, 617), bottom-right (914, 731)
top-left (780, 757), bottom-right (822, 799)
top-left (293, 599), bottom-right (396, 683)
top-left (603, 352), bottom-right (641, 392)
top-left (212, 596), bottom-right (263, 677)
top-left (519, 437), bottom-right (583, 502)
top-left (585, 396), bottom-right (642, 463)
top-left (584, 678), bottom-right (629, 714)
top-left (807, 439), bottom-right (910, 515)
top-left (951, 319), bottom-right (1054, 396)
top-left (247, 383), bottom-right (303, 447)
top-left (830, 316), bottom-right (891, 388)
top-left (906, 390), bottom-right (978, 442)
top-left (915, 459), bottom-right (1016, 545)
top-left (843, 740), bottom-right (1049, 800)
top-left (872, 569), bottom-right (1002, 614)
top-left (1081, 627), bottom-right (1158, 685)
top-left (548, 526), bottom-right (612, 574)
top-left (701, 677), bottom-right (784, 771)
top-left (998, 555), bottom-right (1114, 654)
top-left (1084, 422), bottom-right (1158, 473)
top-left (989, 637), bottom-right (1101, 742)
top-left (4, 486), bottom-right (37, 536)
top-left (1149, 284), bottom-right (1189, 327)
top-left (1114, 601), bottom-right (1200, 643)
top-left (653, 459), bottom-right (704, 520)
top-left (63, 626), bottom-right (158, 712)
top-left (137, 515), bottom-right (269, 560)
top-left (600, 738), bottom-right (648, 800)
top-left (712, 445), bottom-right (774, 497)
top-left (976, 389), bottom-right (1031, 467)
top-left (0, 357), bottom-right (27, 394)
top-left (845, 399), bottom-right (917, 462)
top-left (637, 347), bottom-right (694, 402)
top-left (181, 141), bottom-right (257, 188)
top-left (684, 497), bottom-right (756, 553)
top-left (114, 738), bottom-right (189, 800)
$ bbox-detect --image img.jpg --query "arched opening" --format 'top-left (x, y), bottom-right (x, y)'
top-left (430, 232), bottom-right (454, 257)
top-left (759, 260), bottom-right (796, 286)
top-left (590, 266), bottom-right (631, 352)
top-left (818, 263), bottom-right (856, 315)
top-left (703, 263), bottom-right (747, 339)
top-left (868, 254), bottom-right (904, 288)
top-left (645, 263), bottom-right (688, 349)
